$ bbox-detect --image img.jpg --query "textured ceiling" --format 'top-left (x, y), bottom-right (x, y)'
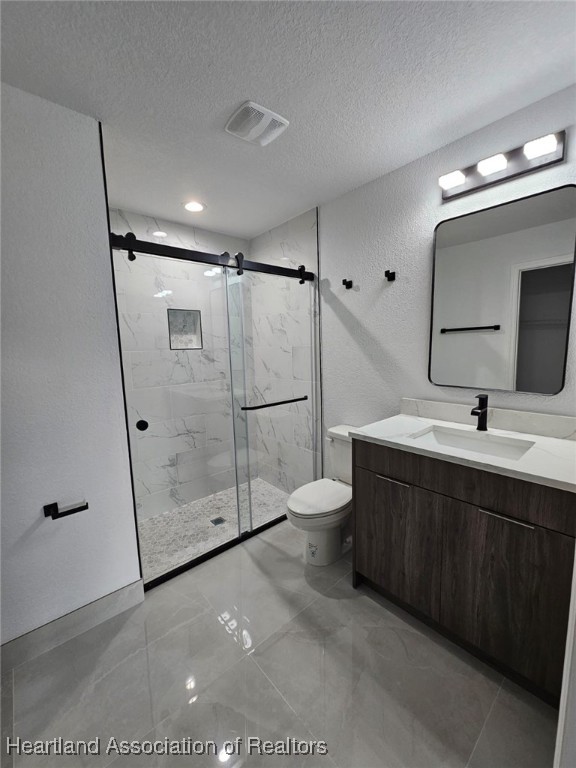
top-left (2, 1), bottom-right (575, 238)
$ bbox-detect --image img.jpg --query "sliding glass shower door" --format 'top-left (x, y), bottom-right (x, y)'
top-left (113, 250), bottom-right (241, 583)
top-left (227, 270), bottom-right (318, 535)
top-left (112, 239), bottom-right (318, 585)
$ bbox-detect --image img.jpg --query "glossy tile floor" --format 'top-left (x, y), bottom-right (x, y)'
top-left (139, 479), bottom-right (289, 582)
top-left (2, 522), bottom-right (558, 768)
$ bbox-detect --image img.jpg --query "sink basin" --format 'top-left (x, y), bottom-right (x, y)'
top-left (408, 425), bottom-right (535, 461)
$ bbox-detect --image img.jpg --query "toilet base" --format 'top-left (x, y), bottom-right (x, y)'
top-left (305, 527), bottom-right (342, 566)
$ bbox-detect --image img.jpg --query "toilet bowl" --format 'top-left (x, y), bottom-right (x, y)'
top-left (287, 425), bottom-right (354, 566)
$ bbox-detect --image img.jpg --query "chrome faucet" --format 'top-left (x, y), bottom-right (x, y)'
top-left (471, 394), bottom-right (489, 431)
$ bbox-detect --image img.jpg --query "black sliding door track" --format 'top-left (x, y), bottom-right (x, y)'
top-left (143, 514), bottom-right (287, 591)
top-left (110, 232), bottom-right (315, 282)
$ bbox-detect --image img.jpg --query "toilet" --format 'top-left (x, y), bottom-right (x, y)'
top-left (287, 425), bottom-right (354, 566)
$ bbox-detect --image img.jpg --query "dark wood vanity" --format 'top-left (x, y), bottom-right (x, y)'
top-left (352, 438), bottom-right (576, 703)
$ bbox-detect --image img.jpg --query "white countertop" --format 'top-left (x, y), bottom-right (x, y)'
top-left (350, 414), bottom-right (576, 494)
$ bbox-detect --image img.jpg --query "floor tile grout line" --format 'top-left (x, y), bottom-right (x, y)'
top-left (464, 677), bottom-right (504, 768)
top-left (246, 566), bottom-right (352, 655)
top-left (249, 655), bottom-right (342, 768)
top-left (102, 631), bottom-right (251, 768)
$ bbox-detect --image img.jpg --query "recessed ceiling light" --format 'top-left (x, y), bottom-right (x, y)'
top-left (204, 270), bottom-right (215, 277)
top-left (152, 230), bottom-right (167, 237)
top-left (438, 170), bottom-right (466, 191)
top-left (523, 134), bottom-right (558, 160)
top-left (184, 201), bottom-right (205, 213)
top-left (477, 153), bottom-right (508, 177)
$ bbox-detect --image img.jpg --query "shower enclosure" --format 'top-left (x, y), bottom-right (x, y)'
top-left (111, 233), bottom-right (319, 585)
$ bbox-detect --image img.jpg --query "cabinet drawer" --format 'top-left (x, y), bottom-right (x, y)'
top-left (353, 439), bottom-right (576, 537)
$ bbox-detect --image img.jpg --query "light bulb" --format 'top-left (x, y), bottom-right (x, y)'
top-left (438, 170), bottom-right (466, 190)
top-left (523, 134), bottom-right (558, 160)
top-left (477, 153), bottom-right (507, 177)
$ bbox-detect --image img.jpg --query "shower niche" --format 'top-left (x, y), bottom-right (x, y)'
top-left (167, 308), bottom-right (203, 350)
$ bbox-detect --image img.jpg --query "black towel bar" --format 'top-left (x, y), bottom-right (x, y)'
top-left (441, 324), bottom-right (501, 334)
top-left (241, 395), bottom-right (308, 411)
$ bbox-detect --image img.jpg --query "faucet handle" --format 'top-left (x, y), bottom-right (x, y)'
top-left (475, 394), bottom-right (489, 408)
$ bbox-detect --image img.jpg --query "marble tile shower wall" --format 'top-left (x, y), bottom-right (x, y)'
top-left (111, 209), bottom-right (249, 521)
top-left (247, 210), bottom-right (321, 493)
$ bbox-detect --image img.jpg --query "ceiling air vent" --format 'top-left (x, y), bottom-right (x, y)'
top-left (225, 101), bottom-right (289, 146)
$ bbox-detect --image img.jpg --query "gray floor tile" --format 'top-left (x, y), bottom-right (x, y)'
top-left (107, 656), bottom-right (335, 768)
top-left (13, 610), bottom-right (147, 743)
top-left (172, 553), bottom-right (317, 653)
top-left (253, 595), bottom-right (503, 768)
top-left (127, 581), bottom-right (211, 645)
top-left (1, 672), bottom-right (14, 768)
top-left (14, 648), bottom-right (154, 768)
top-left (7, 523), bottom-right (559, 768)
top-left (145, 610), bottom-right (247, 724)
top-left (467, 679), bottom-right (558, 768)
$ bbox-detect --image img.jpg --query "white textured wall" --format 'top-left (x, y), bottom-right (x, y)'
top-left (319, 86), bottom-right (576, 431)
top-left (1, 86), bottom-right (140, 643)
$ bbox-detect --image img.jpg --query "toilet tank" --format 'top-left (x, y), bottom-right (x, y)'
top-left (326, 425), bottom-right (355, 485)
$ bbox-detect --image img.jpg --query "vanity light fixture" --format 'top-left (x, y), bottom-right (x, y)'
top-left (477, 153), bottom-right (507, 177)
top-left (439, 130), bottom-right (566, 201)
top-left (184, 200), bottom-right (205, 213)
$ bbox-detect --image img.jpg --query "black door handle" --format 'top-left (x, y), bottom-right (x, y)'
top-left (136, 420), bottom-right (149, 431)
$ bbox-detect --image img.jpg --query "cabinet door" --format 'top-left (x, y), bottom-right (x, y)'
top-left (354, 467), bottom-right (443, 621)
top-left (442, 501), bottom-right (575, 697)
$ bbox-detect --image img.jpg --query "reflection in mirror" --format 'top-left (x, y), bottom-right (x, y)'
top-left (430, 186), bottom-right (576, 394)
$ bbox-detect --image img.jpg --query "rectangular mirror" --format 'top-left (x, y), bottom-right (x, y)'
top-left (429, 185), bottom-right (576, 394)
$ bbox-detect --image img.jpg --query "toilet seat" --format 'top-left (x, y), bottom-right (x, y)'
top-left (287, 478), bottom-right (352, 519)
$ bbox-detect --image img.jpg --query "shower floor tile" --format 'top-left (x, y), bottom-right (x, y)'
top-left (138, 478), bottom-right (289, 583)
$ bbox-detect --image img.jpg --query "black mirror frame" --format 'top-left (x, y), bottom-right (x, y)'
top-left (428, 183), bottom-right (576, 396)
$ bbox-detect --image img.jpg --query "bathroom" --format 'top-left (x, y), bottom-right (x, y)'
top-left (1, 2), bottom-right (576, 767)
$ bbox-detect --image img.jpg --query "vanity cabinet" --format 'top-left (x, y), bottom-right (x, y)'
top-left (353, 439), bottom-right (576, 702)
